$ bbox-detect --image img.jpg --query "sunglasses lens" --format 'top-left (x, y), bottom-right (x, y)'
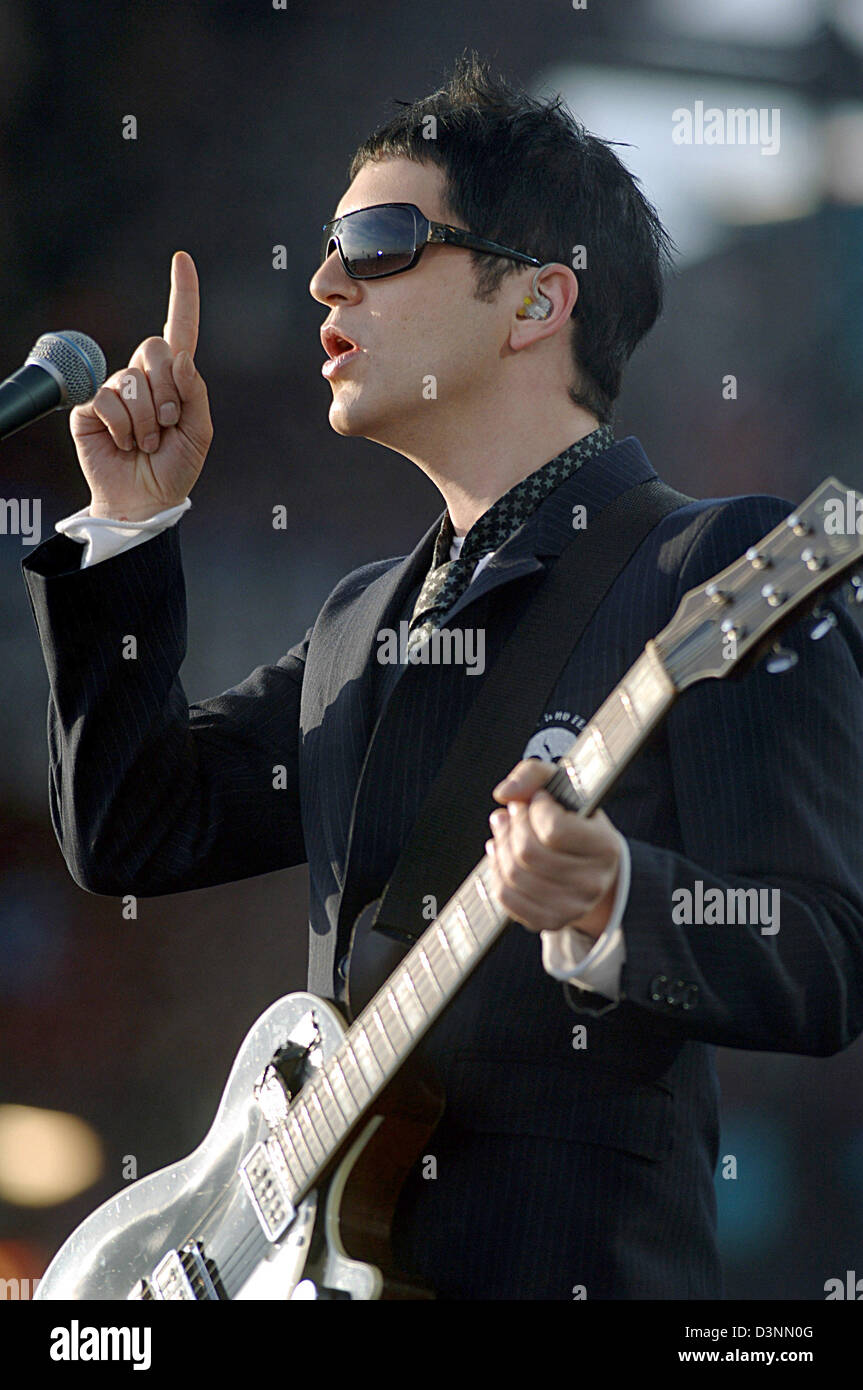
top-left (324, 206), bottom-right (417, 277)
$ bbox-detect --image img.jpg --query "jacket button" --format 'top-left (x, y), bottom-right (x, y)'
top-left (681, 983), bottom-right (699, 1010)
top-left (649, 974), bottom-right (668, 1001)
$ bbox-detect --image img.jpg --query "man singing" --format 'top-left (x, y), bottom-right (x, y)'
top-left (22, 54), bottom-right (863, 1299)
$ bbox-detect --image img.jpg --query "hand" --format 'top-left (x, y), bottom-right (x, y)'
top-left (484, 759), bottom-right (621, 940)
top-left (70, 251), bottom-right (213, 521)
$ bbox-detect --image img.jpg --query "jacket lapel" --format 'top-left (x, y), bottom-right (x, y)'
top-left (306, 511), bottom-right (443, 752)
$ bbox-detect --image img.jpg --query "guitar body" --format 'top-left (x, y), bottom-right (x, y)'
top-left (35, 991), bottom-right (442, 1300)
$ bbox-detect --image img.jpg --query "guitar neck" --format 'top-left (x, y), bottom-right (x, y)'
top-left (545, 640), bottom-right (676, 814)
top-left (269, 643), bottom-right (676, 1204)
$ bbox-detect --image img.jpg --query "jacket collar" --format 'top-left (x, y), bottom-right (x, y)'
top-left (441, 434), bottom-right (657, 625)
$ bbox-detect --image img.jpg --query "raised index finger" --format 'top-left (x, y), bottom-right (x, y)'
top-left (163, 250), bottom-right (200, 358)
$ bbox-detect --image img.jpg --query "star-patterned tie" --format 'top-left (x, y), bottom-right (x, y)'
top-left (406, 424), bottom-right (613, 654)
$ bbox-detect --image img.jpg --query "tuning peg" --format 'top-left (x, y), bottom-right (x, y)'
top-left (848, 574), bottom-right (863, 606)
top-left (810, 608), bottom-right (838, 640)
top-left (765, 642), bottom-right (798, 674)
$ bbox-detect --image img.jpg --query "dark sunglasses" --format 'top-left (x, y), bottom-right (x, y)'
top-left (319, 201), bottom-right (542, 280)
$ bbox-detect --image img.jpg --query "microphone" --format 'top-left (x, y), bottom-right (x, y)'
top-left (0, 331), bottom-right (107, 442)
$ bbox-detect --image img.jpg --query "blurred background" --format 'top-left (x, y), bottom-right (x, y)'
top-left (2, 0), bottom-right (863, 1300)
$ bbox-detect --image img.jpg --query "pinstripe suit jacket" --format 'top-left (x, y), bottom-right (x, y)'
top-left (21, 435), bottom-right (863, 1299)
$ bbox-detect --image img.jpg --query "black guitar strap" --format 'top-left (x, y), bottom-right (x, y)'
top-left (368, 474), bottom-right (693, 946)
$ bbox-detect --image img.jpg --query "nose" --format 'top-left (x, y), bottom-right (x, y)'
top-left (309, 247), bottom-right (362, 307)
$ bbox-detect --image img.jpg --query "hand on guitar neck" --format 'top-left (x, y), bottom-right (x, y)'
top-left (486, 758), bottom-right (622, 941)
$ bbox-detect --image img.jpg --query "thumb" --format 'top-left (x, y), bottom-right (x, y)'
top-left (492, 758), bottom-right (554, 803)
top-left (170, 351), bottom-right (211, 446)
top-left (171, 350), bottom-right (199, 400)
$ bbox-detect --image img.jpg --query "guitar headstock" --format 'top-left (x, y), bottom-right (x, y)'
top-left (655, 477), bottom-right (863, 691)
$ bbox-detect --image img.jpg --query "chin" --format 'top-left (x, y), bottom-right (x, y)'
top-left (328, 412), bottom-right (356, 437)
top-left (326, 386), bottom-right (367, 433)
top-left (328, 394), bottom-right (398, 442)
top-left (327, 400), bottom-right (362, 437)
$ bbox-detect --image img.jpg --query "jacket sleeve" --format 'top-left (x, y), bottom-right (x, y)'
top-left (21, 526), bottom-right (309, 896)
top-left (616, 495), bottom-right (863, 1056)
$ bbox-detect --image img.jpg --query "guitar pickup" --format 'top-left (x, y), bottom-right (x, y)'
top-left (239, 1139), bottom-right (296, 1243)
top-left (129, 1241), bottom-right (221, 1300)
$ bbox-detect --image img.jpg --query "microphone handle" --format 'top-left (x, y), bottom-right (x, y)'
top-left (0, 361), bottom-right (65, 442)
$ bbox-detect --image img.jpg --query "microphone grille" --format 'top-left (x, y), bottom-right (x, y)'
top-left (27, 331), bottom-right (107, 407)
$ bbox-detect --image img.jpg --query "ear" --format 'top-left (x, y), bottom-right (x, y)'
top-left (508, 263), bottom-right (579, 352)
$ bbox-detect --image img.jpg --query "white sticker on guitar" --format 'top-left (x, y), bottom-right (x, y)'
top-left (522, 712), bottom-right (585, 763)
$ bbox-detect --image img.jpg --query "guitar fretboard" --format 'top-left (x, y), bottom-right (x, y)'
top-left (548, 643), bottom-right (675, 814)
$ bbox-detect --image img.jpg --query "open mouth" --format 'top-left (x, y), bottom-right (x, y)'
top-left (321, 325), bottom-right (363, 380)
top-left (321, 325), bottom-right (360, 359)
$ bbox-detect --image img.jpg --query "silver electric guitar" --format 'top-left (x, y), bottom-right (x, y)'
top-left (34, 476), bottom-right (863, 1299)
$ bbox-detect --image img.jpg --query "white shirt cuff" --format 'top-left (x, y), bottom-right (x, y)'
top-left (55, 498), bottom-right (191, 568)
top-left (540, 831), bottom-right (630, 1000)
